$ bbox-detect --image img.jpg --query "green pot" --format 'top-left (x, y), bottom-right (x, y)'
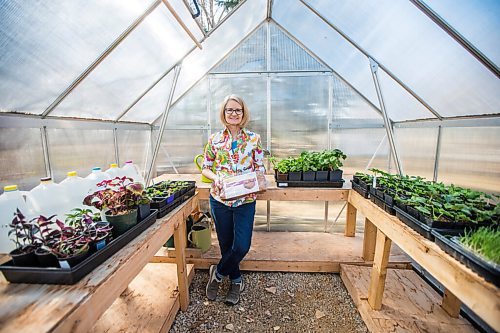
top-left (104, 209), bottom-right (138, 237)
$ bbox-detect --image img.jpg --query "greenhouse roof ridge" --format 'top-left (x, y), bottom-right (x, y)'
top-left (0, 0), bottom-right (498, 124)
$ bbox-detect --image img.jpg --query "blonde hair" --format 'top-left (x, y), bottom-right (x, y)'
top-left (219, 94), bottom-right (250, 128)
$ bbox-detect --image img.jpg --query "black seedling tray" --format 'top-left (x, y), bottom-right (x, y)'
top-left (0, 209), bottom-right (158, 285)
top-left (157, 187), bottom-right (196, 218)
top-left (432, 229), bottom-right (500, 287)
top-left (276, 180), bottom-right (344, 188)
top-left (394, 206), bottom-right (434, 240)
top-left (351, 181), bottom-right (370, 198)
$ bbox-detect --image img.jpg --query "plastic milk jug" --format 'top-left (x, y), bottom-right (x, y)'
top-left (59, 171), bottom-right (91, 214)
top-left (25, 177), bottom-right (69, 220)
top-left (105, 163), bottom-right (123, 180)
top-left (0, 185), bottom-right (30, 253)
top-left (122, 160), bottom-right (145, 185)
top-left (85, 167), bottom-right (111, 194)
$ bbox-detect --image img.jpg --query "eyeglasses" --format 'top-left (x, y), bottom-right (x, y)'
top-left (224, 108), bottom-right (243, 115)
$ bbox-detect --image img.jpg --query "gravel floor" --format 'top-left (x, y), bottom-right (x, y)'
top-left (169, 270), bottom-right (368, 333)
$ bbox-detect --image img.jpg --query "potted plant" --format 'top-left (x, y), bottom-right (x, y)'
top-left (288, 157), bottom-right (302, 181)
top-left (8, 209), bottom-right (39, 267)
top-left (65, 208), bottom-right (113, 253)
top-left (33, 214), bottom-right (61, 267)
top-left (300, 151), bottom-right (316, 181)
top-left (84, 176), bottom-right (146, 236)
top-left (48, 220), bottom-right (91, 269)
top-left (319, 149), bottom-right (346, 181)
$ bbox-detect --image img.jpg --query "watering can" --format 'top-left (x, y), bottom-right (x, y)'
top-left (194, 143), bottom-right (213, 183)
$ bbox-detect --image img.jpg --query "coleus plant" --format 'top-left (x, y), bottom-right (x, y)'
top-left (83, 176), bottom-right (147, 216)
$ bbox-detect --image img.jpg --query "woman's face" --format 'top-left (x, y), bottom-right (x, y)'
top-left (224, 100), bottom-right (243, 127)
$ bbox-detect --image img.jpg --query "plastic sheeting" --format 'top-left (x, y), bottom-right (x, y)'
top-left (0, 0), bottom-right (156, 115)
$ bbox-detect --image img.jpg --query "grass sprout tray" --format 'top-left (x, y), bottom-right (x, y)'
top-left (0, 209), bottom-right (158, 285)
top-left (432, 229), bottom-right (500, 287)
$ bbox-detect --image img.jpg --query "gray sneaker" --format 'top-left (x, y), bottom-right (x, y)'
top-left (225, 279), bottom-right (245, 305)
top-left (206, 265), bottom-right (221, 301)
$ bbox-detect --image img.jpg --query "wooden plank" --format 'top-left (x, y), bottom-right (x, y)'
top-left (91, 263), bottom-right (195, 333)
top-left (367, 229), bottom-right (392, 310)
top-left (341, 265), bottom-right (475, 333)
top-left (173, 216), bottom-right (189, 311)
top-left (166, 247), bottom-right (203, 258)
top-left (362, 218), bottom-right (377, 261)
top-left (0, 195), bottom-right (199, 333)
top-left (154, 231), bottom-right (411, 272)
top-left (349, 190), bottom-right (500, 331)
top-left (345, 202), bottom-right (357, 237)
top-left (442, 288), bottom-right (461, 318)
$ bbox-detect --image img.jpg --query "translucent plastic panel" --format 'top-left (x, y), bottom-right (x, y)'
top-left (212, 24), bottom-right (267, 73)
top-left (270, 23), bottom-right (328, 72)
top-left (52, 5), bottom-right (198, 120)
top-left (378, 68), bottom-right (435, 121)
top-left (307, 0), bottom-right (500, 117)
top-left (424, 0), bottom-right (500, 65)
top-left (438, 127), bottom-right (500, 193)
top-left (394, 127), bottom-right (438, 180)
top-left (156, 129), bottom-right (208, 174)
top-left (47, 128), bottom-right (115, 183)
top-left (0, 0), bottom-right (155, 115)
top-left (273, 0), bottom-right (378, 107)
top-left (173, 0), bottom-right (267, 102)
top-left (271, 76), bottom-right (329, 158)
top-left (122, 70), bottom-right (175, 123)
top-left (332, 76), bottom-right (381, 120)
top-left (117, 130), bottom-right (151, 178)
top-left (165, 79), bottom-right (208, 126)
top-left (330, 128), bottom-right (390, 175)
top-left (0, 128), bottom-right (45, 191)
top-left (209, 76), bottom-right (268, 148)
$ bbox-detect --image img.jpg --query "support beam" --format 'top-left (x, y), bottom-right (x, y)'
top-left (162, 0), bottom-right (202, 49)
top-left (146, 65), bottom-right (182, 185)
top-left (40, 126), bottom-right (52, 178)
top-left (369, 58), bottom-right (404, 175)
top-left (362, 218), bottom-right (377, 261)
top-left (173, 215), bottom-right (189, 311)
top-left (299, 0), bottom-right (442, 120)
top-left (368, 229), bottom-right (392, 310)
top-left (442, 288), bottom-right (461, 318)
top-left (345, 202), bottom-right (356, 237)
top-left (433, 125), bottom-right (442, 182)
top-left (113, 128), bottom-right (120, 166)
top-left (42, 0), bottom-right (162, 118)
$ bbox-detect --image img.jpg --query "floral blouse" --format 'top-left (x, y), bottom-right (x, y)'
top-left (203, 127), bottom-right (265, 207)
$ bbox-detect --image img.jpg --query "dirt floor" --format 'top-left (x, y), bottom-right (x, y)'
top-left (169, 270), bottom-right (368, 333)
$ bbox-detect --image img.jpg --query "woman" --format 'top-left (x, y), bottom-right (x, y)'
top-left (202, 94), bottom-right (266, 305)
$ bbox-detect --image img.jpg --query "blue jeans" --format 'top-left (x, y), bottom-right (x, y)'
top-left (209, 196), bottom-right (256, 281)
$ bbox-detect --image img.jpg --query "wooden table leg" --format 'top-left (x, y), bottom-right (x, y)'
top-left (367, 229), bottom-right (392, 310)
top-left (442, 288), bottom-right (461, 318)
top-left (362, 218), bottom-right (377, 261)
top-left (345, 202), bottom-right (357, 237)
top-left (173, 215), bottom-right (189, 311)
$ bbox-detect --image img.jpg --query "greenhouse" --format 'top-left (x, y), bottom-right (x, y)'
top-left (0, 0), bottom-right (498, 332)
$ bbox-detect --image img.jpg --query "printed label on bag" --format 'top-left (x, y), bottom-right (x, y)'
top-left (96, 239), bottom-right (106, 250)
top-left (59, 260), bottom-right (71, 270)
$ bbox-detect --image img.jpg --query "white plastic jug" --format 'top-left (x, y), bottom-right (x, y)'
top-left (59, 171), bottom-right (92, 215)
top-left (85, 167), bottom-right (111, 194)
top-left (25, 177), bottom-right (69, 220)
top-left (105, 163), bottom-right (124, 180)
top-left (0, 185), bottom-right (30, 254)
top-left (122, 160), bottom-right (145, 185)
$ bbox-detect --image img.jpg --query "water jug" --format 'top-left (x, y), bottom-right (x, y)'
top-left (59, 171), bottom-right (92, 214)
top-left (85, 167), bottom-right (111, 194)
top-left (105, 163), bottom-right (123, 180)
top-left (25, 177), bottom-right (69, 220)
top-left (0, 185), bottom-right (30, 253)
top-left (122, 160), bottom-right (145, 185)
top-left (194, 143), bottom-right (213, 183)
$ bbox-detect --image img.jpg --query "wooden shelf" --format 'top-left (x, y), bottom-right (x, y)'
top-left (348, 190), bottom-right (500, 331)
top-left (341, 265), bottom-right (475, 333)
top-left (0, 195), bottom-right (199, 333)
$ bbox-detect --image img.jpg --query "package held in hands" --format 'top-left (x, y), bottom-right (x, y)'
top-left (220, 171), bottom-right (266, 200)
